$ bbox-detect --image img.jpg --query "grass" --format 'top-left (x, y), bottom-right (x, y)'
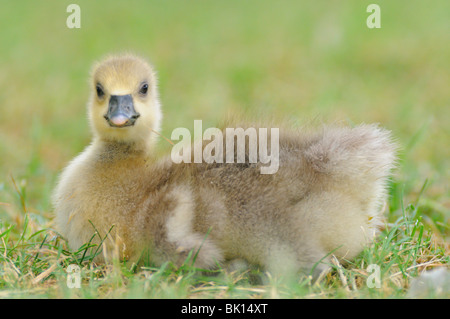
top-left (0, 183), bottom-right (448, 299)
top-left (0, 0), bottom-right (448, 298)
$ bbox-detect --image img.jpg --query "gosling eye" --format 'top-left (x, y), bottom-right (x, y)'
top-left (96, 84), bottom-right (105, 98)
top-left (139, 83), bottom-right (149, 96)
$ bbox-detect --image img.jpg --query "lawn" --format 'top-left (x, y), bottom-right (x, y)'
top-left (0, 0), bottom-right (448, 299)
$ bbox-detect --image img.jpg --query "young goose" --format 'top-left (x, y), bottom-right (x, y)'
top-left (53, 54), bottom-right (397, 277)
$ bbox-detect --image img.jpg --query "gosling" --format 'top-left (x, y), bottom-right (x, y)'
top-left (53, 54), bottom-right (397, 277)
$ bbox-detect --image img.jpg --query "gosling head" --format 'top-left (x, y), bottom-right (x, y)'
top-left (89, 54), bottom-right (162, 151)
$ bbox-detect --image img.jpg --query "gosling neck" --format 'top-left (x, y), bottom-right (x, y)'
top-left (93, 137), bottom-right (153, 163)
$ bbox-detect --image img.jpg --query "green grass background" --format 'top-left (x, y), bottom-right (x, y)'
top-left (0, 0), bottom-right (448, 298)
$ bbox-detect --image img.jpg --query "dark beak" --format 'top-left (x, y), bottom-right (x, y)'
top-left (104, 94), bottom-right (140, 127)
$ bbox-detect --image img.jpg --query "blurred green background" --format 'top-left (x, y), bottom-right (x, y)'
top-left (0, 0), bottom-right (448, 228)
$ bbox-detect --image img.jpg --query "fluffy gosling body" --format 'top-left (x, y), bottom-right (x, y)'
top-left (53, 54), bottom-right (397, 276)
